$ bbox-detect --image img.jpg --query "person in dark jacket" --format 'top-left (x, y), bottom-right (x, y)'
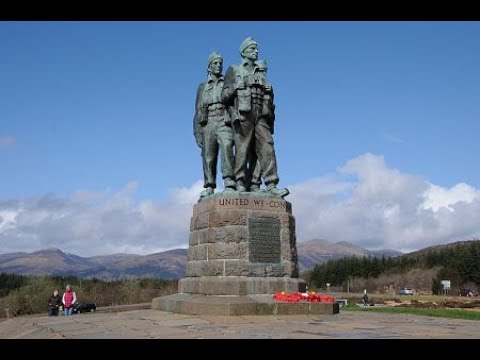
top-left (362, 289), bottom-right (369, 306)
top-left (47, 289), bottom-right (62, 316)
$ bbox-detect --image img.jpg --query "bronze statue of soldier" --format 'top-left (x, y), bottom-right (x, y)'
top-left (193, 52), bottom-right (236, 199)
top-left (222, 37), bottom-right (288, 198)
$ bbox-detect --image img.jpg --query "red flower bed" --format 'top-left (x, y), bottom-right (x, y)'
top-left (273, 291), bottom-right (335, 303)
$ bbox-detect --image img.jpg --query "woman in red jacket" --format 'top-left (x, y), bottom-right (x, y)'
top-left (62, 284), bottom-right (77, 316)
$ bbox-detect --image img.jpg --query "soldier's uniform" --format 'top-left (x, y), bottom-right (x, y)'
top-left (249, 59), bottom-right (275, 191)
top-left (194, 52), bottom-right (235, 198)
top-left (222, 38), bottom-right (288, 197)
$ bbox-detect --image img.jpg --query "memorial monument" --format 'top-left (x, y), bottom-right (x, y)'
top-left (153, 37), bottom-right (338, 315)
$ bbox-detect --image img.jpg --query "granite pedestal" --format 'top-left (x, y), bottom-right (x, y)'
top-left (153, 193), bottom-right (338, 315)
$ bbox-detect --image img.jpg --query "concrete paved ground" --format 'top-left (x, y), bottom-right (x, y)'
top-left (0, 308), bottom-right (479, 339)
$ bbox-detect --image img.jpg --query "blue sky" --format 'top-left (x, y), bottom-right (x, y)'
top-left (1, 21), bottom-right (480, 256)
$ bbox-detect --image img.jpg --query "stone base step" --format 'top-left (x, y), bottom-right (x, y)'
top-left (152, 293), bottom-right (339, 316)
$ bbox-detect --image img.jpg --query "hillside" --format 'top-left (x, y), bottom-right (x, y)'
top-left (297, 239), bottom-right (402, 270)
top-left (0, 248), bottom-right (187, 280)
top-left (0, 240), bottom-right (401, 279)
top-left (89, 253), bottom-right (141, 266)
top-left (403, 240), bottom-right (480, 260)
top-left (308, 239), bottom-right (480, 293)
top-left (0, 248), bottom-right (96, 275)
top-left (77, 249), bottom-right (187, 280)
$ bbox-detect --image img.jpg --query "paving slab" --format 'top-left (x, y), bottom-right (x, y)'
top-left (0, 309), bottom-right (479, 339)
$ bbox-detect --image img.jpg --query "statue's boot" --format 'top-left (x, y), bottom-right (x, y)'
top-left (223, 178), bottom-right (236, 193)
top-left (266, 184), bottom-right (289, 198)
top-left (236, 180), bottom-right (247, 192)
top-left (249, 184), bottom-right (263, 193)
top-left (200, 187), bottom-right (214, 198)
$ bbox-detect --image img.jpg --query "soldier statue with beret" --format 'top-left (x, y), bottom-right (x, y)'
top-left (193, 51), bottom-right (236, 199)
top-left (222, 37), bottom-right (289, 198)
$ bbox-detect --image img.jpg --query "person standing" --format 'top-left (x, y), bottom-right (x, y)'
top-left (222, 37), bottom-right (288, 197)
top-left (363, 289), bottom-right (369, 306)
top-left (47, 289), bottom-right (62, 316)
top-left (193, 51), bottom-right (236, 199)
top-left (62, 284), bottom-right (77, 316)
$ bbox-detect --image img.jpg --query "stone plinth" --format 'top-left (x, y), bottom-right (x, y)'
top-left (153, 293), bottom-right (339, 316)
top-left (179, 276), bottom-right (305, 296)
top-left (153, 193), bottom-right (339, 315)
top-left (181, 192), bottom-right (303, 295)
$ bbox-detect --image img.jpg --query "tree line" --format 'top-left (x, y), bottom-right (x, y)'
top-left (308, 240), bottom-right (480, 293)
top-left (0, 273), bottom-right (177, 317)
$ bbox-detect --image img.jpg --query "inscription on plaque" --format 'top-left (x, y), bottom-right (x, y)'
top-left (249, 217), bottom-right (281, 263)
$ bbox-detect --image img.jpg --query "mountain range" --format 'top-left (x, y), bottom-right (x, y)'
top-left (296, 239), bottom-right (402, 270)
top-left (0, 240), bottom-right (402, 280)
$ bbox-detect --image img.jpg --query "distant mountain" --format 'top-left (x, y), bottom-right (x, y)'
top-left (401, 240), bottom-right (479, 260)
top-left (77, 249), bottom-right (187, 280)
top-left (0, 248), bottom-right (186, 280)
top-left (0, 248), bottom-right (96, 275)
top-left (89, 253), bottom-right (141, 266)
top-left (0, 240), bottom-right (401, 279)
top-left (297, 239), bottom-right (403, 270)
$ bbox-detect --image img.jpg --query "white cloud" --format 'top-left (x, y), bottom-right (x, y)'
top-left (0, 181), bottom-right (203, 257)
top-left (289, 153), bottom-right (480, 253)
top-left (0, 136), bottom-right (16, 147)
top-left (0, 210), bottom-right (17, 232)
top-left (421, 183), bottom-right (479, 211)
top-left (1, 154), bottom-right (479, 256)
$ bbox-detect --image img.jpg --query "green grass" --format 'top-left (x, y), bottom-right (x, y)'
top-left (343, 304), bottom-right (480, 321)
